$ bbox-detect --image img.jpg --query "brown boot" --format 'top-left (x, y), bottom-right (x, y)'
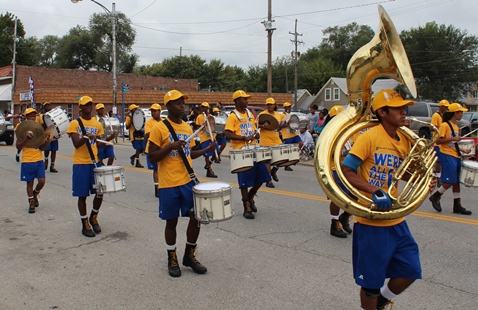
top-left (167, 249), bottom-right (181, 277)
top-left (28, 198), bottom-right (36, 214)
top-left (453, 198), bottom-right (472, 215)
top-left (33, 190), bottom-right (40, 208)
top-left (89, 212), bottom-right (101, 233)
top-left (330, 219), bottom-right (347, 238)
top-left (50, 164), bottom-right (58, 173)
top-left (81, 218), bottom-right (96, 238)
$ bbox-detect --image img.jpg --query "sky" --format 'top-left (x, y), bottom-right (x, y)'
top-left (2, 0), bottom-right (477, 70)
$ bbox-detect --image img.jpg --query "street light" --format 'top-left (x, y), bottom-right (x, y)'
top-left (71, 0), bottom-right (117, 113)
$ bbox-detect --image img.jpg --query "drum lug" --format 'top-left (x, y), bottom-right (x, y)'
top-left (199, 208), bottom-right (212, 224)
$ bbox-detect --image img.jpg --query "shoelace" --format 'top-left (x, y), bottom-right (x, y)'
top-left (83, 219), bottom-right (92, 231)
top-left (90, 214), bottom-right (98, 225)
top-left (169, 252), bottom-right (179, 267)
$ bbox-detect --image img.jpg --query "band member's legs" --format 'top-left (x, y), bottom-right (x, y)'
top-left (186, 215), bottom-right (200, 244)
top-left (165, 218), bottom-right (178, 245)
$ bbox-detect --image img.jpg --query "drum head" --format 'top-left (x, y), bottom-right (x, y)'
top-left (132, 109), bottom-right (145, 131)
top-left (462, 160), bottom-right (478, 170)
top-left (194, 182), bottom-right (231, 191)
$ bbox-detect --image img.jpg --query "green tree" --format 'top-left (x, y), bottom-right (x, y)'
top-left (401, 22), bottom-right (478, 101)
top-left (56, 26), bottom-right (97, 70)
top-left (16, 36), bottom-right (41, 66)
top-left (37, 35), bottom-right (60, 67)
top-left (0, 12), bottom-right (26, 66)
top-left (298, 56), bottom-right (344, 94)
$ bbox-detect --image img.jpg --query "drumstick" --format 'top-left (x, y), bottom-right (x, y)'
top-left (462, 128), bottom-right (478, 138)
top-left (185, 124), bottom-right (206, 144)
top-left (97, 139), bottom-right (114, 146)
top-left (205, 115), bottom-right (219, 159)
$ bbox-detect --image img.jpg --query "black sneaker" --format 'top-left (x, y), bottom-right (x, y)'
top-left (243, 202), bottom-right (255, 219)
top-left (330, 219), bottom-right (347, 238)
top-left (50, 166), bottom-right (58, 173)
top-left (429, 191), bottom-right (442, 212)
top-left (266, 181), bottom-right (275, 188)
top-left (284, 166), bottom-right (293, 171)
top-left (453, 206), bottom-right (472, 215)
top-left (15, 154), bottom-right (20, 162)
top-left (183, 245), bottom-right (207, 274)
top-left (135, 161), bottom-right (144, 168)
top-left (130, 155), bottom-right (135, 166)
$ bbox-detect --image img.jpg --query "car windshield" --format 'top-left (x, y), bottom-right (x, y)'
top-left (463, 112), bottom-right (474, 122)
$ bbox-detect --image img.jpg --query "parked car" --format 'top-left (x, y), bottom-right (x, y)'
top-left (404, 102), bottom-right (439, 139)
top-left (0, 110), bottom-right (15, 145)
top-left (457, 111), bottom-right (478, 136)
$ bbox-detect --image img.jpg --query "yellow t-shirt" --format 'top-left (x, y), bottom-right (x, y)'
top-left (14, 124), bottom-right (43, 163)
top-left (438, 121), bottom-right (460, 158)
top-left (258, 110), bottom-right (282, 147)
top-left (349, 125), bottom-right (411, 227)
top-left (225, 110), bottom-right (257, 150)
top-left (66, 117), bottom-right (104, 164)
top-left (144, 117), bottom-right (161, 153)
top-left (196, 113), bottom-right (216, 143)
top-left (125, 115), bottom-right (144, 141)
top-left (148, 118), bottom-right (196, 188)
top-left (36, 114), bottom-right (45, 128)
top-left (280, 113), bottom-right (299, 140)
top-left (431, 111), bottom-right (442, 128)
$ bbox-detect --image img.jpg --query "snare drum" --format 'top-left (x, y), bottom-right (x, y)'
top-left (254, 147), bottom-right (272, 163)
top-left (94, 166), bottom-right (126, 193)
top-left (213, 116), bottom-right (226, 134)
top-left (458, 139), bottom-right (475, 157)
top-left (270, 145), bottom-right (289, 166)
top-left (44, 107), bottom-right (70, 139)
top-left (281, 144), bottom-right (300, 167)
top-left (230, 149), bottom-right (254, 173)
top-left (132, 109), bottom-right (145, 131)
top-left (193, 182), bottom-right (233, 223)
top-left (460, 160), bottom-right (478, 188)
top-left (99, 116), bottom-right (121, 138)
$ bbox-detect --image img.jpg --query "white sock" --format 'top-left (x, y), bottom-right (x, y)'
top-left (381, 285), bottom-right (397, 300)
top-left (166, 244), bottom-right (176, 251)
top-left (331, 215), bottom-right (339, 220)
top-left (186, 241), bottom-right (196, 246)
top-left (453, 192), bottom-right (460, 199)
top-left (436, 172), bottom-right (441, 178)
top-left (438, 186), bottom-right (446, 194)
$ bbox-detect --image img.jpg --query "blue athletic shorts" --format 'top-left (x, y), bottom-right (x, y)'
top-left (146, 153), bottom-right (157, 170)
top-left (72, 164), bottom-right (98, 197)
top-left (158, 180), bottom-right (195, 220)
top-left (98, 145), bottom-right (115, 160)
top-left (440, 154), bottom-right (461, 184)
top-left (434, 146), bottom-right (441, 163)
top-left (216, 137), bottom-right (227, 146)
top-left (201, 140), bottom-right (215, 157)
top-left (20, 161), bottom-right (45, 182)
top-left (284, 136), bottom-right (302, 144)
top-left (131, 140), bottom-right (144, 150)
top-left (352, 221), bottom-right (422, 289)
top-left (333, 169), bottom-right (351, 195)
top-left (237, 162), bottom-right (271, 189)
top-left (44, 139), bottom-right (59, 152)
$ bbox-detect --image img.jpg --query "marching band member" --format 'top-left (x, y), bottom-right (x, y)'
top-left (36, 102), bottom-right (59, 172)
top-left (225, 90), bottom-right (271, 219)
top-left (280, 102), bottom-right (303, 172)
top-left (430, 99), bottom-right (450, 182)
top-left (16, 108), bottom-right (52, 214)
top-left (95, 103), bottom-right (116, 166)
top-left (148, 90), bottom-right (215, 278)
top-left (66, 96), bottom-right (105, 238)
top-left (212, 107), bottom-right (227, 163)
top-left (342, 90), bottom-right (429, 309)
top-left (258, 98), bottom-right (282, 188)
top-left (429, 103), bottom-right (472, 215)
top-left (196, 102), bottom-right (218, 178)
top-left (125, 104), bottom-right (144, 168)
top-left (144, 103), bottom-right (162, 197)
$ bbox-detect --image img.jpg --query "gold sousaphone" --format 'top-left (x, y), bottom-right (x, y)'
top-left (314, 5), bottom-right (437, 220)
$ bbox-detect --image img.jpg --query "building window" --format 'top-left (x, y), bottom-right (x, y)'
top-left (473, 90), bottom-right (478, 98)
top-left (325, 88), bottom-right (331, 101)
top-left (333, 88), bottom-right (340, 101)
top-left (67, 104), bottom-right (73, 116)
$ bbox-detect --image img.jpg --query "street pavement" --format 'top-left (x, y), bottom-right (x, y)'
top-left (0, 138), bottom-right (477, 310)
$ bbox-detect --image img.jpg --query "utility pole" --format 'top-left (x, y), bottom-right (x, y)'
top-left (289, 19), bottom-right (303, 107)
top-left (262, 0), bottom-right (275, 97)
top-left (112, 2), bottom-right (117, 113)
top-left (10, 16), bottom-right (17, 114)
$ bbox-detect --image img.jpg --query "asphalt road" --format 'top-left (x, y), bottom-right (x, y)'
top-left (0, 138), bottom-right (477, 310)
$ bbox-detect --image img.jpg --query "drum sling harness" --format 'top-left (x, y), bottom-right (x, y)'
top-left (446, 121), bottom-right (462, 157)
top-left (77, 117), bottom-right (97, 165)
top-left (162, 119), bottom-right (199, 185)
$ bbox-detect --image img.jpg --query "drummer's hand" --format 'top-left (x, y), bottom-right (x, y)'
top-left (429, 177), bottom-right (437, 193)
top-left (170, 140), bottom-right (186, 150)
top-left (244, 135), bottom-right (254, 142)
top-left (455, 136), bottom-right (462, 142)
top-left (26, 131), bottom-right (33, 139)
top-left (206, 140), bottom-right (216, 152)
top-left (110, 130), bottom-right (117, 138)
top-left (262, 121), bottom-right (270, 129)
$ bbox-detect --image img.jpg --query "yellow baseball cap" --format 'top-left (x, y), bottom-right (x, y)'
top-left (24, 108), bottom-right (37, 115)
top-left (448, 103), bottom-right (468, 112)
top-left (150, 103), bottom-right (161, 110)
top-left (283, 102), bottom-right (292, 107)
top-left (164, 90), bottom-right (189, 105)
top-left (232, 90), bottom-right (251, 101)
top-left (439, 99), bottom-right (450, 107)
top-left (78, 96), bottom-right (93, 105)
top-left (329, 105), bottom-right (345, 117)
top-left (213, 107), bottom-right (220, 113)
top-left (43, 102), bottom-right (50, 106)
top-left (201, 102), bottom-right (210, 108)
top-left (96, 103), bottom-right (105, 110)
top-left (265, 98), bottom-right (275, 105)
top-left (371, 89), bottom-right (414, 112)
top-left (129, 104), bottom-right (139, 111)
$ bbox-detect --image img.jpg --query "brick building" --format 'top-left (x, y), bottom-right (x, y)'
top-left (2, 66), bottom-right (293, 121)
